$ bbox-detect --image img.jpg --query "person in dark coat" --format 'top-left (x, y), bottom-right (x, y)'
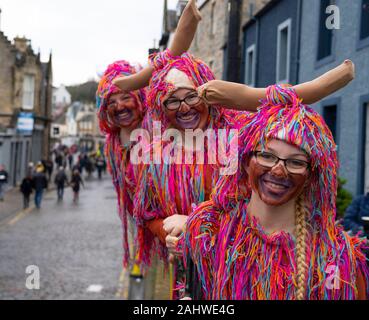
top-left (95, 156), bottom-right (105, 180)
top-left (70, 170), bottom-right (84, 203)
top-left (344, 188), bottom-right (369, 235)
top-left (54, 166), bottom-right (69, 201)
top-left (20, 175), bottom-right (33, 209)
top-left (0, 164), bottom-right (9, 201)
top-left (32, 164), bottom-right (48, 209)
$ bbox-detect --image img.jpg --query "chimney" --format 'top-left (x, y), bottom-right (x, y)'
top-left (13, 36), bottom-right (30, 53)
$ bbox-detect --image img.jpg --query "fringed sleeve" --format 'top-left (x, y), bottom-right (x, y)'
top-left (184, 200), bottom-right (220, 299)
top-left (352, 236), bottom-right (369, 300)
top-left (133, 164), bottom-right (168, 267)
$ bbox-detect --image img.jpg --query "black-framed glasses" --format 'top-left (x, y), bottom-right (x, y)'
top-left (253, 151), bottom-right (310, 174)
top-left (163, 92), bottom-right (201, 111)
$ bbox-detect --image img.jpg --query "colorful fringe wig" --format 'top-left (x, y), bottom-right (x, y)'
top-left (96, 60), bottom-right (146, 134)
top-left (133, 50), bottom-right (237, 268)
top-left (142, 49), bottom-right (227, 130)
top-left (96, 60), bottom-right (147, 267)
top-left (186, 84), bottom-right (369, 300)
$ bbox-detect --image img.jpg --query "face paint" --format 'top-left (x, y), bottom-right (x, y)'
top-left (164, 88), bottom-right (209, 131)
top-left (245, 139), bottom-right (309, 206)
top-left (107, 91), bottom-right (143, 130)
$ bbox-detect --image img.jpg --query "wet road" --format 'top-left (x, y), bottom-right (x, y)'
top-left (0, 175), bottom-right (124, 299)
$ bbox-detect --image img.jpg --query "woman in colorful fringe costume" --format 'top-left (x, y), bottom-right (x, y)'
top-left (96, 60), bottom-right (147, 267)
top-left (131, 49), bottom-right (239, 299)
top-left (95, 0), bottom-right (202, 269)
top-left (185, 84), bottom-right (369, 300)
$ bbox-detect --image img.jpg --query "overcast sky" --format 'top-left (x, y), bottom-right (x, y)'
top-left (0, 0), bottom-right (179, 86)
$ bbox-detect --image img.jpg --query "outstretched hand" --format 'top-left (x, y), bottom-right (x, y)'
top-left (113, 0), bottom-right (201, 92)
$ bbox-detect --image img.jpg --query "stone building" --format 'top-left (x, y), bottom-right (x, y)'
top-left (189, 0), bottom-right (270, 80)
top-left (75, 103), bottom-right (102, 153)
top-left (0, 30), bottom-right (52, 185)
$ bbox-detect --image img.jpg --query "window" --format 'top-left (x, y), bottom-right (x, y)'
top-left (323, 105), bottom-right (337, 142)
top-left (317, 0), bottom-right (333, 60)
top-left (22, 74), bottom-right (35, 110)
top-left (360, 0), bottom-right (369, 40)
top-left (276, 19), bottom-right (291, 83)
top-left (245, 44), bottom-right (256, 86)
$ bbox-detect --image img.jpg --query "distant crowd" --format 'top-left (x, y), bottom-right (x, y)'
top-left (0, 144), bottom-right (107, 209)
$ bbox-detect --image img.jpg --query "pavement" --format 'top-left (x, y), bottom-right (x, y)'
top-left (0, 172), bottom-right (172, 300)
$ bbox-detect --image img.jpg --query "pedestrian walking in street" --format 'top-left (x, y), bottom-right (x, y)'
top-left (95, 156), bottom-right (105, 180)
top-left (54, 166), bottom-right (68, 201)
top-left (32, 164), bottom-right (48, 209)
top-left (68, 152), bottom-right (74, 170)
top-left (55, 152), bottom-right (64, 168)
top-left (70, 170), bottom-right (84, 203)
top-left (42, 158), bottom-right (54, 182)
top-left (20, 175), bottom-right (33, 209)
top-left (27, 162), bottom-right (35, 176)
top-left (0, 164), bottom-right (9, 201)
top-left (185, 85), bottom-right (368, 300)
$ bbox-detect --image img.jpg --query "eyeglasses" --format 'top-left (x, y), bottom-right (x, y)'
top-left (253, 151), bottom-right (310, 174)
top-left (164, 92), bottom-right (201, 111)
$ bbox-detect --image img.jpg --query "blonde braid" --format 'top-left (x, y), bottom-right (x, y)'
top-left (295, 195), bottom-right (308, 300)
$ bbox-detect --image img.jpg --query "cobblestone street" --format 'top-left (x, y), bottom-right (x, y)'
top-left (0, 175), bottom-right (124, 299)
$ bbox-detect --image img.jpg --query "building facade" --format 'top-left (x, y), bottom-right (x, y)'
top-left (189, 0), bottom-right (369, 196)
top-left (52, 84), bottom-right (71, 118)
top-left (0, 32), bottom-right (52, 186)
top-left (299, 0), bottom-right (369, 195)
top-left (241, 0), bottom-right (300, 86)
top-left (188, 0), bottom-right (270, 80)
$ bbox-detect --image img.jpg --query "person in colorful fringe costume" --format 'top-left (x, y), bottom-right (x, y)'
top-left (185, 84), bottom-right (369, 300)
top-left (95, 0), bottom-right (202, 270)
top-left (96, 60), bottom-right (147, 268)
top-left (130, 49), bottom-right (239, 299)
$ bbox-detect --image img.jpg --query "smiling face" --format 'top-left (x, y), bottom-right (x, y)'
top-left (245, 139), bottom-right (310, 206)
top-left (106, 91), bottom-right (143, 130)
top-left (163, 88), bottom-right (209, 131)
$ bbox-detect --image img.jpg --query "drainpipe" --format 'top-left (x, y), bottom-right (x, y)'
top-left (295, 0), bottom-right (303, 84)
top-left (226, 0), bottom-right (243, 82)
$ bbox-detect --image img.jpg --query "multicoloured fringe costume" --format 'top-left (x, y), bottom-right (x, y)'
top-left (133, 50), bottom-right (238, 292)
top-left (96, 60), bottom-right (146, 267)
top-left (185, 84), bottom-right (369, 300)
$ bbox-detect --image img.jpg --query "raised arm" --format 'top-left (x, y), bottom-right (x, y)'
top-left (198, 60), bottom-right (355, 111)
top-left (113, 0), bottom-right (201, 91)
